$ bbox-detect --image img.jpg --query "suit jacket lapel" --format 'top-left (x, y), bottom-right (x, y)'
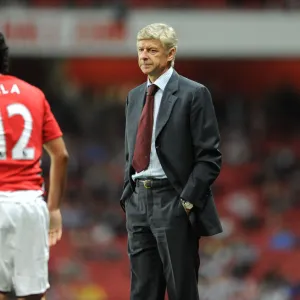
top-left (155, 71), bottom-right (179, 139)
top-left (127, 83), bottom-right (147, 157)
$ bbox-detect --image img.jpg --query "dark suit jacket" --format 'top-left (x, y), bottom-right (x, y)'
top-left (120, 70), bottom-right (223, 237)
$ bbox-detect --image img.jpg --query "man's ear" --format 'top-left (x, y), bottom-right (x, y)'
top-left (167, 47), bottom-right (176, 63)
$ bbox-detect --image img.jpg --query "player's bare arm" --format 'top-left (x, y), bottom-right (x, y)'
top-left (43, 137), bottom-right (69, 247)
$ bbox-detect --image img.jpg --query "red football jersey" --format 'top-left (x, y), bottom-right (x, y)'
top-left (0, 75), bottom-right (62, 191)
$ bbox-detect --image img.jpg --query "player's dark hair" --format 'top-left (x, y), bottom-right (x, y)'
top-left (0, 32), bottom-right (9, 74)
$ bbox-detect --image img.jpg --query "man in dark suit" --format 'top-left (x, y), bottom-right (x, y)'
top-left (120, 23), bottom-right (222, 300)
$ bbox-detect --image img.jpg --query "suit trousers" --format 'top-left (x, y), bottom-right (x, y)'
top-left (125, 180), bottom-right (200, 300)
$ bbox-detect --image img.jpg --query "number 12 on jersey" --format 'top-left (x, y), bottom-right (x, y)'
top-left (0, 103), bottom-right (35, 160)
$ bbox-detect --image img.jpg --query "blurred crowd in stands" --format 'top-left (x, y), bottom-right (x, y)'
top-left (2, 0), bottom-right (300, 299)
top-left (24, 59), bottom-right (299, 300)
top-left (6, 56), bottom-right (300, 300)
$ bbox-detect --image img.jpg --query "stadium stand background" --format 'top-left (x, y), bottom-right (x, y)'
top-left (2, 1), bottom-right (300, 299)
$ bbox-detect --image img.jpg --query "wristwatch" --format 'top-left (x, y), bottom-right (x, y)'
top-left (181, 199), bottom-right (194, 210)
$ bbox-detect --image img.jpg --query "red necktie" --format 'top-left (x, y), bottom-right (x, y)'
top-left (132, 84), bottom-right (159, 173)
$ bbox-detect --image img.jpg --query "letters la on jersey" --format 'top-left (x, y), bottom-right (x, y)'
top-left (0, 75), bottom-right (63, 191)
top-left (0, 83), bottom-right (20, 95)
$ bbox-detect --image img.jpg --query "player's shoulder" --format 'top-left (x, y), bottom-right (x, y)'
top-left (127, 82), bottom-right (147, 101)
top-left (178, 74), bottom-right (206, 92)
top-left (8, 75), bottom-right (46, 100)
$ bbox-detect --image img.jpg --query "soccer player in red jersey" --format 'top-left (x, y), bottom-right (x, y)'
top-left (0, 33), bottom-right (69, 300)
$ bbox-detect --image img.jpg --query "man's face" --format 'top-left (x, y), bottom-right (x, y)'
top-left (137, 39), bottom-right (175, 80)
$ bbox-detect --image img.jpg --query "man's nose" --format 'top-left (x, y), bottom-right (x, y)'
top-left (140, 50), bottom-right (149, 60)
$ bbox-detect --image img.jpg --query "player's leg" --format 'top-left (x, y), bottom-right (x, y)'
top-left (0, 293), bottom-right (7, 300)
top-left (13, 193), bottom-right (50, 299)
top-left (0, 200), bottom-right (17, 299)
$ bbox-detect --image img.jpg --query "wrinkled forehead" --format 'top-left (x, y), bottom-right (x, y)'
top-left (137, 39), bottom-right (164, 49)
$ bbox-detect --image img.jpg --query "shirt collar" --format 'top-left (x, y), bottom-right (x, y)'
top-left (147, 67), bottom-right (174, 92)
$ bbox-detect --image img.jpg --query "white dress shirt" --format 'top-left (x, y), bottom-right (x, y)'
top-left (132, 67), bottom-right (174, 181)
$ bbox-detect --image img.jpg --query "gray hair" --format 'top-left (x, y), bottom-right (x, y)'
top-left (137, 23), bottom-right (178, 67)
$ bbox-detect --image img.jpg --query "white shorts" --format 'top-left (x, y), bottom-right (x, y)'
top-left (0, 190), bottom-right (50, 297)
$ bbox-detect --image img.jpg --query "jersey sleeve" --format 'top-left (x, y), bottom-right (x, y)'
top-left (42, 97), bottom-right (63, 143)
